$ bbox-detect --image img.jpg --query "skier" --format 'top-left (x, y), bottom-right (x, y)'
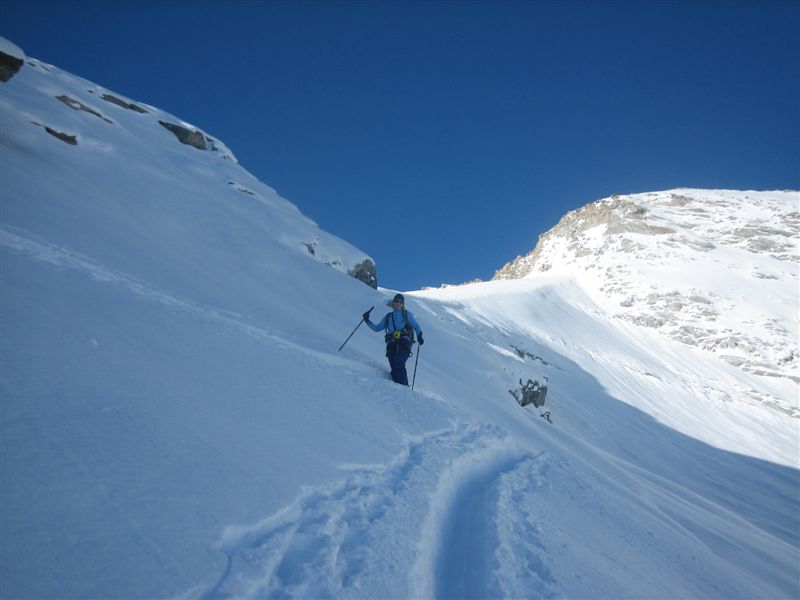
top-left (363, 293), bottom-right (424, 385)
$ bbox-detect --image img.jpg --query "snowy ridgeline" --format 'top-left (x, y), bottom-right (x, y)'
top-left (2, 40), bottom-right (799, 599)
top-left (495, 189), bottom-right (800, 412)
top-left (0, 38), bottom-right (376, 290)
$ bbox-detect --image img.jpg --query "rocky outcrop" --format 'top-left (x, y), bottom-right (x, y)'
top-left (44, 126), bottom-right (77, 145)
top-left (494, 196), bottom-right (674, 280)
top-left (0, 37), bottom-right (25, 82)
top-left (159, 121), bottom-right (207, 150)
top-left (56, 95), bottom-right (113, 123)
top-left (100, 93), bottom-right (148, 113)
top-left (0, 51), bottom-right (23, 82)
top-left (348, 258), bottom-right (378, 289)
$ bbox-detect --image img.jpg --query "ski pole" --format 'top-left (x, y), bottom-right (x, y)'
top-left (338, 306), bottom-right (373, 352)
top-left (411, 344), bottom-right (421, 390)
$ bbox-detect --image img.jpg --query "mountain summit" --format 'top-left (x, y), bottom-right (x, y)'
top-left (495, 189), bottom-right (799, 411)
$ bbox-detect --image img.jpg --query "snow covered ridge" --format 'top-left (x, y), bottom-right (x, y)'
top-left (495, 189), bottom-right (800, 404)
top-left (0, 37), bottom-right (377, 288)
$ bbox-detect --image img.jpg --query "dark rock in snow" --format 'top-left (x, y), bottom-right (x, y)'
top-left (100, 93), bottom-right (148, 113)
top-left (0, 38), bottom-right (25, 82)
top-left (509, 378), bottom-right (549, 408)
top-left (0, 51), bottom-right (24, 82)
top-left (348, 258), bottom-right (378, 289)
top-left (44, 126), bottom-right (77, 145)
top-left (56, 95), bottom-right (113, 123)
top-left (159, 120), bottom-right (207, 150)
top-left (228, 181), bottom-right (258, 197)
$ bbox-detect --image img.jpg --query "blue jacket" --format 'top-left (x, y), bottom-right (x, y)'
top-left (367, 308), bottom-right (422, 338)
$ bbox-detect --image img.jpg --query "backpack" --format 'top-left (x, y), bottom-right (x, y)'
top-left (384, 309), bottom-right (415, 343)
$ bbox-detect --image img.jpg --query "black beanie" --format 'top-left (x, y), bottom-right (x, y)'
top-left (393, 293), bottom-right (405, 303)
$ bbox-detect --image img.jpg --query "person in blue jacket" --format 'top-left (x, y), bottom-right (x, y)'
top-left (363, 293), bottom-right (424, 385)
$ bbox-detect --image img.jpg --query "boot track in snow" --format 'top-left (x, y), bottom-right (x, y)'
top-left (201, 423), bottom-right (558, 599)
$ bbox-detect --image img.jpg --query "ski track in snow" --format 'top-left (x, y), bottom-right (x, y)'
top-left (0, 225), bottom-right (365, 373)
top-left (0, 225), bottom-right (268, 329)
top-left (199, 423), bottom-right (557, 599)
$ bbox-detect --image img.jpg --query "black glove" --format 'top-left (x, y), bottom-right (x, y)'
top-left (363, 311), bottom-right (371, 322)
top-left (418, 332), bottom-right (424, 345)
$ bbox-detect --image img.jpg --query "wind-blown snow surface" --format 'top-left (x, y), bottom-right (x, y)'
top-left (2, 46), bottom-right (798, 599)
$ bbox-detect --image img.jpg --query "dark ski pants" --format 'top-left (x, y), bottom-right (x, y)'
top-left (386, 336), bottom-right (412, 385)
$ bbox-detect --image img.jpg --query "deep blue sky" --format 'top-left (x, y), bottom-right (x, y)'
top-left (3, 1), bottom-right (799, 291)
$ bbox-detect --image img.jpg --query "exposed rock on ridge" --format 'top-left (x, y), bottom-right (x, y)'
top-left (0, 52), bottom-right (24, 82)
top-left (0, 37), bottom-right (25, 82)
top-left (100, 93), bottom-right (148, 113)
top-left (348, 258), bottom-right (378, 289)
top-left (493, 189), bottom-right (800, 412)
top-left (494, 195), bottom-right (675, 279)
top-left (159, 120), bottom-right (207, 150)
top-left (56, 95), bottom-right (113, 123)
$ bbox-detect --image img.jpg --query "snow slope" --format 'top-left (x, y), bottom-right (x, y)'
top-left (2, 42), bottom-right (798, 599)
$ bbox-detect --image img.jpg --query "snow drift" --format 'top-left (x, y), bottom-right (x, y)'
top-left (2, 40), bottom-right (798, 599)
